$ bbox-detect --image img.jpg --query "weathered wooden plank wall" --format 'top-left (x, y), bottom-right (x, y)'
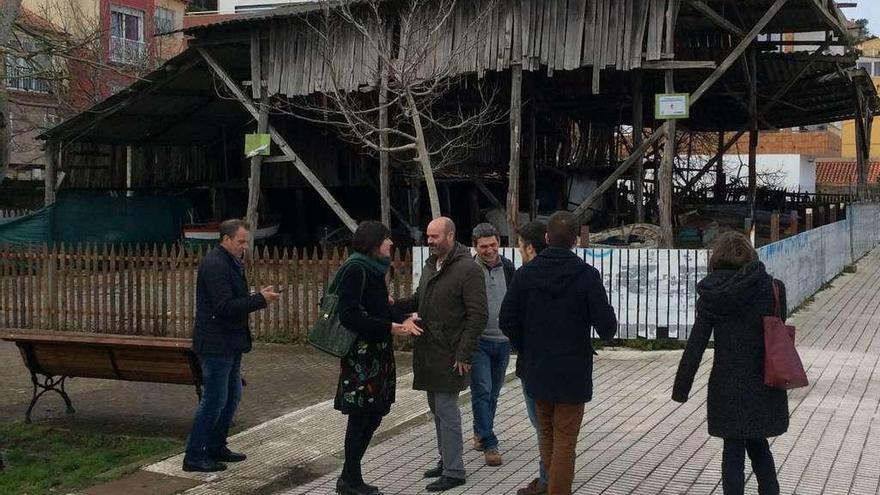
top-left (266, 0), bottom-right (678, 97)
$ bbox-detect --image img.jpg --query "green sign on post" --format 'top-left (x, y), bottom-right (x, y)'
top-left (655, 93), bottom-right (690, 120)
top-left (245, 133), bottom-right (271, 158)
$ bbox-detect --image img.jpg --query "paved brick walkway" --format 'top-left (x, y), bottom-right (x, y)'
top-left (278, 249), bottom-right (880, 495)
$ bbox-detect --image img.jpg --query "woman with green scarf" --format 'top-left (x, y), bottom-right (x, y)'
top-left (334, 221), bottom-right (421, 495)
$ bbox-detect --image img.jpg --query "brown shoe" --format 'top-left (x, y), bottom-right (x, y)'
top-left (472, 434), bottom-right (484, 451)
top-left (484, 447), bottom-right (503, 467)
top-left (516, 478), bottom-right (547, 495)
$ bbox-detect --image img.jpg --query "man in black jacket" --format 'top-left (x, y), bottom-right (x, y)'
top-left (500, 212), bottom-right (617, 495)
top-left (183, 219), bottom-right (279, 473)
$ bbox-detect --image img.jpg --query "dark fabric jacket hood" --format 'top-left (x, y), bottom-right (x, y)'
top-left (696, 261), bottom-right (774, 321)
top-left (516, 248), bottom-right (589, 297)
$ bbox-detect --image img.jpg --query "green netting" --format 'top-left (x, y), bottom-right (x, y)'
top-left (0, 196), bottom-right (191, 247)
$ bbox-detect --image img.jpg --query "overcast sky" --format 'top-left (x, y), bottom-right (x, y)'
top-left (848, 2), bottom-right (880, 33)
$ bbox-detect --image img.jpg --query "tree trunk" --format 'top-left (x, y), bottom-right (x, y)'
top-left (405, 90), bottom-right (441, 219)
top-left (379, 60), bottom-right (391, 226)
top-left (507, 64), bottom-right (522, 245)
top-left (0, 0), bottom-right (23, 183)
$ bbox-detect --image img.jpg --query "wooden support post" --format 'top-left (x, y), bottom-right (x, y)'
top-left (43, 141), bottom-right (57, 206)
top-left (658, 70), bottom-right (676, 248)
top-left (829, 203), bottom-right (837, 223)
top-left (817, 206), bottom-right (825, 227)
top-left (790, 210), bottom-right (798, 235)
top-left (744, 217), bottom-right (755, 246)
top-left (198, 47), bottom-right (358, 232)
top-left (247, 93), bottom-right (269, 251)
top-left (747, 49), bottom-right (758, 218)
top-left (506, 5), bottom-right (523, 247)
top-left (805, 208), bottom-right (813, 231)
top-left (632, 70), bottom-right (645, 222)
top-left (714, 131), bottom-right (725, 202)
top-left (125, 145), bottom-right (133, 197)
top-left (770, 212), bottom-right (780, 242)
top-left (579, 225), bottom-right (591, 248)
top-left (528, 104), bottom-right (537, 221)
top-left (379, 58), bottom-right (391, 227)
top-left (573, 0), bottom-right (790, 220)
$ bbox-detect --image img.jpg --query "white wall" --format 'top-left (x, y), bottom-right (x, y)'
top-left (217, 0), bottom-right (309, 13)
top-left (689, 154), bottom-right (817, 193)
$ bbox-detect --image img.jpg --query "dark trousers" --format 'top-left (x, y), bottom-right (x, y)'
top-left (722, 438), bottom-right (780, 495)
top-left (536, 401), bottom-right (585, 495)
top-left (341, 413), bottom-right (383, 485)
top-left (185, 353), bottom-right (243, 461)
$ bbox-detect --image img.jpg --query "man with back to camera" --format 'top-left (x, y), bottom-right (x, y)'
top-left (500, 212), bottom-right (617, 495)
top-left (182, 219), bottom-right (280, 473)
top-left (469, 223), bottom-right (516, 467)
top-left (393, 217), bottom-right (488, 492)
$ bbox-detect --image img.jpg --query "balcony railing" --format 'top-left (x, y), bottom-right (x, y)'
top-left (110, 37), bottom-right (146, 65)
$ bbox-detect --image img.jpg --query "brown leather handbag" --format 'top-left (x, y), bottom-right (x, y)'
top-left (763, 280), bottom-right (809, 390)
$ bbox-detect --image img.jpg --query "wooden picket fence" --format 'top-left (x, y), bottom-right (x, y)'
top-left (0, 209), bottom-right (30, 221)
top-left (0, 244), bottom-right (413, 342)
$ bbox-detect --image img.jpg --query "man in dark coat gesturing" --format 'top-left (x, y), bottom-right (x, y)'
top-left (500, 211), bottom-right (617, 495)
top-left (394, 217), bottom-right (488, 492)
top-left (183, 219), bottom-right (279, 473)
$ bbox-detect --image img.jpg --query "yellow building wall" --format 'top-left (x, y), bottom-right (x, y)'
top-left (20, 0), bottom-right (100, 36)
top-left (841, 76), bottom-right (880, 159)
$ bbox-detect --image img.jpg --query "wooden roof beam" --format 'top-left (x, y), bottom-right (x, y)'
top-left (807, 0), bottom-right (849, 42)
top-left (573, 0), bottom-right (791, 220)
top-left (198, 46), bottom-right (359, 233)
top-left (685, 0), bottom-right (746, 38)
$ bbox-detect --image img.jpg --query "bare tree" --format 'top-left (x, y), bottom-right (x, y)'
top-left (0, 0), bottom-right (23, 182)
top-left (2, 1), bottom-right (173, 182)
top-left (273, 0), bottom-right (504, 219)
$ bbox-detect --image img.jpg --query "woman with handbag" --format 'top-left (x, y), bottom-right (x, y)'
top-left (333, 221), bottom-right (420, 495)
top-left (672, 231), bottom-right (789, 495)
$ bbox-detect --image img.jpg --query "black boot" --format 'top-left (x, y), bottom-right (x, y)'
top-left (426, 476), bottom-right (466, 492)
top-left (182, 457), bottom-right (227, 473)
top-left (337, 478), bottom-right (381, 495)
top-left (423, 461), bottom-right (444, 478)
top-left (208, 448), bottom-right (247, 463)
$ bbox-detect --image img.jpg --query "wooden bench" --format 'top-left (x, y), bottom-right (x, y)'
top-left (2, 330), bottom-right (202, 423)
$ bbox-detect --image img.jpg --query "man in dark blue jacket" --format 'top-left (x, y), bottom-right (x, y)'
top-left (500, 211), bottom-right (616, 495)
top-left (183, 219), bottom-right (279, 473)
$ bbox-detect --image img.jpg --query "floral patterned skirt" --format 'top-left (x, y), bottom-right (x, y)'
top-left (334, 337), bottom-right (396, 415)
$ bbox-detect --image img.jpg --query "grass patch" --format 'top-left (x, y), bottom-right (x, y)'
top-left (592, 338), bottom-right (690, 351)
top-left (0, 422), bottom-right (181, 495)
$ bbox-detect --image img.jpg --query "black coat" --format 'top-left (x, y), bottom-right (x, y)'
top-left (193, 246), bottom-right (266, 355)
top-left (500, 247), bottom-right (617, 404)
top-left (334, 262), bottom-right (397, 416)
top-left (672, 261), bottom-right (790, 439)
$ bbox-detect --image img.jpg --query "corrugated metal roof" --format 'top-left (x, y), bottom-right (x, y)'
top-left (816, 161), bottom-right (880, 185)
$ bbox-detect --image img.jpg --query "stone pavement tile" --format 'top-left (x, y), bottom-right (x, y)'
top-left (272, 249), bottom-right (880, 494)
top-left (145, 359), bottom-right (517, 495)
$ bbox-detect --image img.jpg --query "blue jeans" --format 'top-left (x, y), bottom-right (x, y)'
top-left (470, 339), bottom-right (511, 450)
top-left (523, 381), bottom-right (548, 485)
top-left (185, 353), bottom-right (243, 461)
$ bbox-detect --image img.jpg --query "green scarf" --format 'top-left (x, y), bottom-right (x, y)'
top-left (345, 252), bottom-right (391, 276)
